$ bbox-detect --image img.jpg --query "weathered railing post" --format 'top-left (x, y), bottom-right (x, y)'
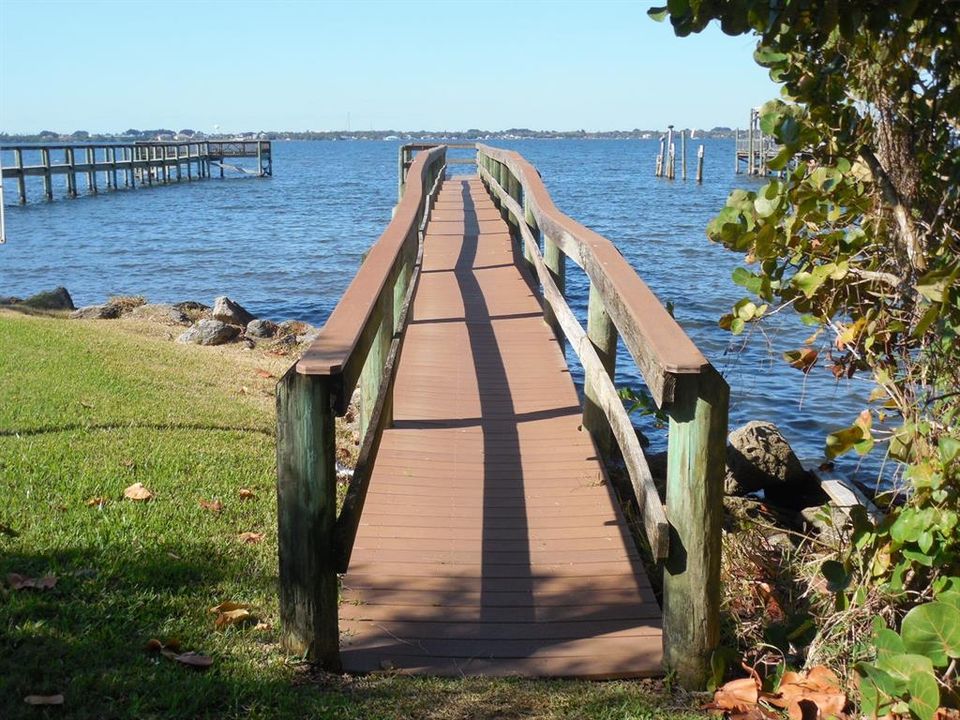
top-left (662, 366), bottom-right (728, 688)
top-left (582, 286), bottom-right (618, 456)
top-left (276, 367), bottom-right (340, 670)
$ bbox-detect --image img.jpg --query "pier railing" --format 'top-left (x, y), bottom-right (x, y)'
top-left (477, 144), bottom-right (728, 685)
top-left (275, 144), bottom-right (446, 668)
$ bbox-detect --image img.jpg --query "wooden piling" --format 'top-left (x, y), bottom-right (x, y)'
top-left (275, 368), bottom-right (341, 669)
top-left (696, 145), bottom-right (704, 183)
top-left (663, 367), bottom-right (728, 688)
top-left (582, 284), bottom-right (618, 456)
top-left (657, 136), bottom-right (666, 177)
top-left (681, 131), bottom-right (687, 181)
top-left (86, 147), bottom-right (97, 193)
top-left (41, 148), bottom-right (53, 200)
top-left (14, 148), bottom-right (26, 204)
top-left (667, 143), bottom-right (675, 180)
top-left (110, 147), bottom-right (119, 189)
top-left (66, 148), bottom-right (77, 197)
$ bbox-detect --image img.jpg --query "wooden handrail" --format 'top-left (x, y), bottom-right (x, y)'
top-left (477, 145), bottom-right (728, 689)
top-left (297, 145), bottom-right (446, 413)
top-left (476, 144), bottom-right (706, 407)
top-left (276, 146), bottom-right (446, 668)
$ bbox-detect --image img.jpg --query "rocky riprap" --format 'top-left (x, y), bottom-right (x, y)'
top-left (35, 289), bottom-right (320, 350)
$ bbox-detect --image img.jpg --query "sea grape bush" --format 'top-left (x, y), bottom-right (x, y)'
top-left (651, 0), bottom-right (960, 710)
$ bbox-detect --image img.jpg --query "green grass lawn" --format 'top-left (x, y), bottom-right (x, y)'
top-left (0, 310), bottom-right (699, 719)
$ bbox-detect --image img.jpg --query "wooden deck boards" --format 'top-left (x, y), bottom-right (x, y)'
top-left (339, 177), bottom-right (663, 678)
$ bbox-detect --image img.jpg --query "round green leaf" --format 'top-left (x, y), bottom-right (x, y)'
top-left (908, 669), bottom-right (940, 720)
top-left (901, 601), bottom-right (960, 666)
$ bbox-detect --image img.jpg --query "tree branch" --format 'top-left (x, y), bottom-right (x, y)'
top-left (859, 146), bottom-right (927, 272)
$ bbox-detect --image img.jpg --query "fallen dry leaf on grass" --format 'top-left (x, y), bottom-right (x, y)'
top-left (210, 601), bottom-right (257, 629)
top-left (237, 531), bottom-right (264, 544)
top-left (7, 573), bottom-right (57, 590)
top-left (0, 522), bottom-right (18, 537)
top-left (238, 488), bottom-right (256, 500)
top-left (85, 496), bottom-right (108, 508)
top-left (254, 621), bottom-right (272, 631)
top-left (123, 482), bottom-right (153, 501)
top-left (215, 608), bottom-right (253, 628)
top-left (24, 694), bottom-right (64, 706)
top-left (174, 652), bottom-right (213, 669)
top-left (255, 368), bottom-right (275, 379)
top-left (199, 499), bottom-right (223, 513)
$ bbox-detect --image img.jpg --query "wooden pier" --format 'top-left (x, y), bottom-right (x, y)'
top-left (276, 143), bottom-right (728, 687)
top-left (735, 108), bottom-right (779, 175)
top-left (0, 139), bottom-right (271, 204)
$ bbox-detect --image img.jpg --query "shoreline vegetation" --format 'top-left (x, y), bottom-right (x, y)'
top-left (0, 127), bottom-right (737, 144)
top-left (2, 286), bottom-right (885, 716)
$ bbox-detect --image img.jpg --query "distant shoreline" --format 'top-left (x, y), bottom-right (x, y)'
top-left (1, 127), bottom-right (737, 144)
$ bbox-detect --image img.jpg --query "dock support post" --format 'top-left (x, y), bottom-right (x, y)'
top-left (14, 148), bottom-right (26, 204)
top-left (175, 145), bottom-right (182, 182)
top-left (582, 284), bottom-right (618, 457)
top-left (663, 367), bottom-right (728, 689)
top-left (66, 148), bottom-right (77, 198)
top-left (41, 148), bottom-right (53, 200)
top-left (696, 145), bottom-right (704, 184)
top-left (657, 136), bottom-right (666, 177)
top-left (104, 148), bottom-right (112, 190)
top-left (667, 143), bottom-right (675, 180)
top-left (276, 368), bottom-right (341, 670)
top-left (748, 112), bottom-right (755, 175)
top-left (162, 146), bottom-right (170, 184)
top-left (257, 141), bottom-right (264, 177)
top-left (681, 131), bottom-right (687, 181)
top-left (111, 147), bottom-right (119, 190)
top-left (86, 147), bottom-right (97, 194)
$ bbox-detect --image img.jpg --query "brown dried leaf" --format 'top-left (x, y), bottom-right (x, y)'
top-left (766, 666), bottom-right (846, 720)
top-left (238, 488), bottom-right (256, 500)
top-left (706, 677), bottom-right (761, 713)
top-left (145, 638), bottom-right (164, 652)
top-left (24, 694), bottom-right (64, 706)
top-left (199, 499), bottom-right (223, 513)
top-left (237, 531), bottom-right (264, 544)
top-left (255, 368), bottom-right (275, 379)
top-left (0, 522), bottom-right (19, 537)
top-left (7, 573), bottom-right (57, 590)
top-left (254, 621), bottom-right (272, 631)
top-left (173, 651), bottom-right (213, 669)
top-left (85, 496), bottom-right (108, 508)
top-left (123, 482), bottom-right (153, 501)
top-left (214, 608), bottom-right (253, 628)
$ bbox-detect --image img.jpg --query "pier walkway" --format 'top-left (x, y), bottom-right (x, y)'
top-left (276, 145), bottom-right (729, 686)
top-left (339, 178), bottom-right (660, 676)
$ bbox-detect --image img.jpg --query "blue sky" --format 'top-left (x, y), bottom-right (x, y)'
top-left (0, 0), bottom-right (778, 133)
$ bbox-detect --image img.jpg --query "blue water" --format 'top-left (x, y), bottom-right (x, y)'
top-left (0, 139), bottom-right (881, 483)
